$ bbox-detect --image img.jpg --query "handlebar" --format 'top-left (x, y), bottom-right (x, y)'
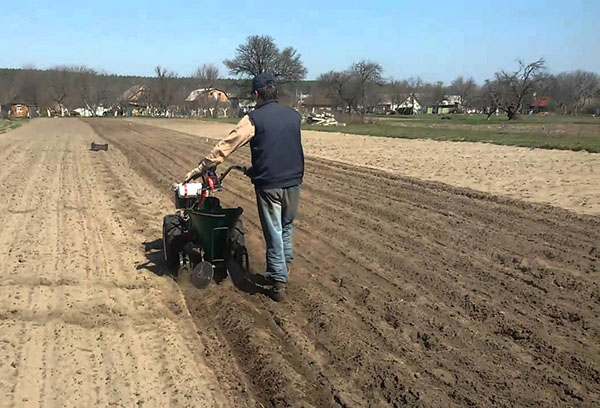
top-left (198, 165), bottom-right (248, 191)
top-left (175, 165), bottom-right (249, 209)
top-left (180, 165), bottom-right (249, 192)
top-left (218, 165), bottom-right (248, 183)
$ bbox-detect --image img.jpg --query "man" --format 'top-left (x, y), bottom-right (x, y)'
top-left (184, 73), bottom-right (304, 302)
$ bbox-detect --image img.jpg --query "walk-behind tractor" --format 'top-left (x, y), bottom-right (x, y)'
top-left (162, 166), bottom-right (249, 288)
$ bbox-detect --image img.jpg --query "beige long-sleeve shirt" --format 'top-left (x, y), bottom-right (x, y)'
top-left (198, 115), bottom-right (255, 170)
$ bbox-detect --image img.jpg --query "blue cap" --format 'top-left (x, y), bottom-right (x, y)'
top-left (252, 73), bottom-right (277, 92)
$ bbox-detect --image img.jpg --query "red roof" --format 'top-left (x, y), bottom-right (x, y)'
top-left (532, 96), bottom-right (552, 107)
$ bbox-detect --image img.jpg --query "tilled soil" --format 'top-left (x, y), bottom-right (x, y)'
top-left (0, 119), bottom-right (229, 407)
top-left (1, 118), bottom-right (598, 407)
top-left (130, 118), bottom-right (600, 216)
top-left (86, 118), bottom-right (599, 407)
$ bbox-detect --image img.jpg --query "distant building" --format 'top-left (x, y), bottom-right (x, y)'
top-left (10, 103), bottom-right (29, 118)
top-left (72, 106), bottom-right (110, 117)
top-left (9, 100), bottom-right (39, 118)
top-left (118, 85), bottom-right (155, 116)
top-left (396, 95), bottom-right (422, 115)
top-left (373, 94), bottom-right (397, 114)
top-left (185, 88), bottom-right (229, 103)
top-left (427, 95), bottom-right (462, 114)
top-left (373, 95), bottom-right (423, 115)
top-left (300, 94), bottom-right (334, 113)
top-left (227, 93), bottom-right (255, 116)
top-left (530, 96), bottom-right (552, 113)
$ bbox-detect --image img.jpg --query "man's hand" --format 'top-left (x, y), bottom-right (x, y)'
top-left (184, 163), bottom-right (204, 183)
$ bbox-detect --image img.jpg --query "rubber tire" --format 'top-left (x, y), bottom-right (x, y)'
top-left (163, 214), bottom-right (185, 270)
top-left (230, 218), bottom-right (245, 247)
top-left (229, 219), bottom-right (249, 272)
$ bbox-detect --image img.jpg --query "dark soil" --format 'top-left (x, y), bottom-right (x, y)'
top-left (87, 119), bottom-right (600, 407)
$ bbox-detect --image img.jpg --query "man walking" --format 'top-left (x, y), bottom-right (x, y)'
top-left (184, 73), bottom-right (303, 301)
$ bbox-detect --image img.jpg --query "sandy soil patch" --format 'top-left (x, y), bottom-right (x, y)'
top-left (0, 119), bottom-right (230, 407)
top-left (132, 118), bottom-right (600, 215)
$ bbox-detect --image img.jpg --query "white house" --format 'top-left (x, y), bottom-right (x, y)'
top-left (396, 95), bottom-right (422, 114)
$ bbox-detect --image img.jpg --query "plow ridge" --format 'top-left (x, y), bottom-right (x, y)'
top-left (0, 118), bottom-right (597, 407)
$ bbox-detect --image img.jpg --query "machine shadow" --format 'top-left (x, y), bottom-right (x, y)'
top-left (138, 237), bottom-right (270, 297)
top-left (137, 239), bottom-right (169, 276)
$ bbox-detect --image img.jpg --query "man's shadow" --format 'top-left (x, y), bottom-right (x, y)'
top-left (137, 238), bottom-right (270, 296)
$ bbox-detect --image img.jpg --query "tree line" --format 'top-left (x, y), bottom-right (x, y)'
top-left (0, 65), bottom-right (240, 116)
top-left (1, 35), bottom-right (598, 120)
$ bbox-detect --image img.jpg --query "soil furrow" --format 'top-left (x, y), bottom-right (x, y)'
top-left (85, 118), bottom-right (600, 407)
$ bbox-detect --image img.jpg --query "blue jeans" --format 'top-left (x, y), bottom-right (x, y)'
top-left (255, 185), bottom-right (301, 283)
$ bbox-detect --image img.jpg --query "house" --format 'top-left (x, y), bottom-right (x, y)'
top-left (185, 88), bottom-right (229, 104)
top-left (7, 95), bottom-right (39, 118)
top-left (530, 96), bottom-right (552, 113)
top-left (228, 96), bottom-right (255, 116)
top-left (427, 95), bottom-right (462, 114)
top-left (185, 88), bottom-right (233, 117)
top-left (396, 95), bottom-right (422, 115)
top-left (226, 90), bottom-right (255, 116)
top-left (300, 94), bottom-right (334, 113)
top-left (9, 101), bottom-right (39, 118)
top-left (373, 94), bottom-right (398, 114)
top-left (72, 106), bottom-right (110, 117)
top-left (118, 85), bottom-right (155, 116)
top-left (10, 103), bottom-right (29, 118)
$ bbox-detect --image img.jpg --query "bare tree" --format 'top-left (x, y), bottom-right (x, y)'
top-left (387, 77), bottom-right (423, 111)
top-left (429, 81), bottom-right (446, 107)
top-left (318, 60), bottom-right (383, 122)
top-left (485, 58), bottom-right (546, 120)
top-left (194, 64), bottom-right (220, 89)
top-left (351, 60), bottom-right (384, 119)
top-left (154, 65), bottom-right (179, 112)
top-left (45, 66), bottom-right (73, 113)
top-left (318, 70), bottom-right (356, 115)
top-left (406, 77), bottom-right (424, 113)
top-left (69, 66), bottom-right (110, 116)
top-left (0, 71), bottom-right (18, 105)
top-left (224, 35), bottom-right (307, 81)
top-left (553, 71), bottom-right (599, 115)
top-left (448, 76), bottom-right (476, 109)
top-left (12, 67), bottom-right (42, 107)
top-left (388, 79), bottom-right (410, 109)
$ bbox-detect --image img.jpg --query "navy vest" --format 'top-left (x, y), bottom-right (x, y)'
top-left (248, 101), bottom-right (304, 190)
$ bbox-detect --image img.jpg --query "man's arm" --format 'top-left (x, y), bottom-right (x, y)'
top-left (184, 115), bottom-right (255, 182)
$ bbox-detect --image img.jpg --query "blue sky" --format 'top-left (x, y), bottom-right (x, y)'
top-left (1, 0), bottom-right (598, 83)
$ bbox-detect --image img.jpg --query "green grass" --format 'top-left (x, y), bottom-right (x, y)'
top-left (304, 122), bottom-right (600, 152)
top-left (369, 113), bottom-right (600, 126)
top-left (0, 119), bottom-right (27, 134)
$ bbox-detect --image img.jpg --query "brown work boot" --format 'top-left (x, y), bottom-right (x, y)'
top-left (269, 281), bottom-right (286, 302)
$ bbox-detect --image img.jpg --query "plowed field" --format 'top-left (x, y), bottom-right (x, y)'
top-left (1, 118), bottom-right (598, 407)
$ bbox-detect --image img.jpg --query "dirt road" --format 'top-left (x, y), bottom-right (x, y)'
top-left (2, 118), bottom-right (599, 407)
